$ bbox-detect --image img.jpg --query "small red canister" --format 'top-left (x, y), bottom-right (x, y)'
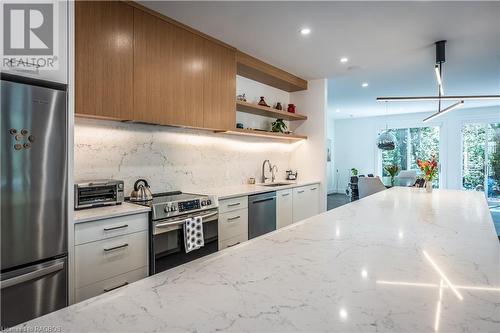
top-left (287, 104), bottom-right (296, 113)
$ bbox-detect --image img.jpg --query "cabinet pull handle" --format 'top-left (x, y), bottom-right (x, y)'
top-left (227, 202), bottom-right (241, 207)
top-left (227, 215), bottom-right (240, 221)
top-left (103, 243), bottom-right (129, 252)
top-left (310, 187), bottom-right (317, 190)
top-left (103, 282), bottom-right (128, 292)
top-left (281, 193), bottom-right (290, 196)
top-left (103, 224), bottom-right (128, 231)
top-left (297, 190), bottom-right (305, 193)
top-left (227, 242), bottom-right (240, 248)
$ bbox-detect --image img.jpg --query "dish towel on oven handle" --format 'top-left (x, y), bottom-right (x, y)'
top-left (184, 216), bottom-right (204, 253)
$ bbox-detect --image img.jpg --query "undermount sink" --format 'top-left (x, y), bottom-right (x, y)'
top-left (258, 182), bottom-right (292, 187)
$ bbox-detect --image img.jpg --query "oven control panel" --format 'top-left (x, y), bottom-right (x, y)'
top-left (178, 199), bottom-right (200, 212)
top-left (152, 194), bottom-right (218, 220)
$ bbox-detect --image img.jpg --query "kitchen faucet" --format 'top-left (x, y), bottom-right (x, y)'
top-left (261, 159), bottom-right (272, 183)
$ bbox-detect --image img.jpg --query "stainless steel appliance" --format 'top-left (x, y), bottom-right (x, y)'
top-left (132, 192), bottom-right (218, 275)
top-left (129, 179), bottom-right (153, 202)
top-left (1, 74), bottom-right (68, 328)
top-left (248, 191), bottom-right (276, 239)
top-left (74, 179), bottom-right (124, 209)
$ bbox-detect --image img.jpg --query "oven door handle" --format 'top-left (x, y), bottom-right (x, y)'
top-left (155, 211), bottom-right (218, 228)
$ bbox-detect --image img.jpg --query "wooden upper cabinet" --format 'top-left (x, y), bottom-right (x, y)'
top-left (203, 41), bottom-right (236, 130)
top-left (134, 8), bottom-right (209, 128)
top-left (75, 1), bottom-right (133, 119)
top-left (77, 2), bottom-right (236, 130)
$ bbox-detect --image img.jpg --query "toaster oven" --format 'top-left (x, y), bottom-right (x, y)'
top-left (74, 180), bottom-right (124, 209)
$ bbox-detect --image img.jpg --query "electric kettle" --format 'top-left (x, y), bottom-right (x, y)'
top-left (129, 179), bottom-right (153, 202)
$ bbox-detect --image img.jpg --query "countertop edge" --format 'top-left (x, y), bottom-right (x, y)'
top-left (74, 203), bottom-right (151, 224)
top-left (206, 181), bottom-right (321, 200)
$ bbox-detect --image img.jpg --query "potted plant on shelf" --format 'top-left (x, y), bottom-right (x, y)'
top-left (384, 164), bottom-right (399, 187)
top-left (417, 155), bottom-right (438, 193)
top-left (271, 119), bottom-right (287, 133)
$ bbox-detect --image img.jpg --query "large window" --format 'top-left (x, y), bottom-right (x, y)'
top-left (462, 123), bottom-right (500, 202)
top-left (381, 126), bottom-right (440, 186)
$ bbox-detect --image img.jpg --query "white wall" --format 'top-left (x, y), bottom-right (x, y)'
top-left (332, 105), bottom-right (500, 193)
top-left (290, 79), bottom-right (328, 212)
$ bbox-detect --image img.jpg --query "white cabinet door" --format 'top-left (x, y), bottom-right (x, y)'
top-left (306, 184), bottom-right (320, 217)
top-left (219, 208), bottom-right (248, 242)
top-left (293, 184), bottom-right (320, 223)
top-left (75, 231), bottom-right (148, 288)
top-left (292, 186), bottom-right (309, 223)
top-left (277, 189), bottom-right (293, 228)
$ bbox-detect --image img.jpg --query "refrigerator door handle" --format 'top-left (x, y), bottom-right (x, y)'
top-left (1, 261), bottom-right (65, 289)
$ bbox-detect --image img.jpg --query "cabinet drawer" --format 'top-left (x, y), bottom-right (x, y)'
top-left (75, 231), bottom-right (148, 288)
top-left (219, 233), bottom-right (248, 250)
top-left (219, 196), bottom-right (248, 214)
top-left (219, 208), bottom-right (248, 241)
top-left (75, 213), bottom-right (148, 245)
top-left (75, 266), bottom-right (147, 303)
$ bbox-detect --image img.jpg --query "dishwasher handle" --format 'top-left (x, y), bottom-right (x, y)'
top-left (251, 197), bottom-right (276, 204)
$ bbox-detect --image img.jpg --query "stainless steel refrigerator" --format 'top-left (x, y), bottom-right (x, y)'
top-left (1, 74), bottom-right (68, 328)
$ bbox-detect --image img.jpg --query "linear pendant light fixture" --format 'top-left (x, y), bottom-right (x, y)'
top-left (434, 65), bottom-right (444, 97)
top-left (376, 40), bottom-right (500, 121)
top-left (423, 100), bottom-right (464, 123)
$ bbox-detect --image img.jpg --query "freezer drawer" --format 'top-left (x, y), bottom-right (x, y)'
top-left (1, 257), bottom-right (68, 328)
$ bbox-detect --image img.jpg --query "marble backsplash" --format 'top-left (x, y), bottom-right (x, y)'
top-left (74, 118), bottom-right (300, 195)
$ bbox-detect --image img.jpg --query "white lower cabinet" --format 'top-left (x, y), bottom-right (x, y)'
top-left (75, 266), bottom-right (148, 302)
top-left (74, 212), bottom-right (149, 302)
top-left (218, 196), bottom-right (248, 249)
top-left (277, 189), bottom-right (293, 228)
top-left (292, 184), bottom-right (320, 223)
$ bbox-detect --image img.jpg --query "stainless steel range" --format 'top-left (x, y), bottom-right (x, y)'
top-left (132, 191), bottom-right (218, 275)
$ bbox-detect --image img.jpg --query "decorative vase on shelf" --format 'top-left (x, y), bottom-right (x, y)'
top-left (425, 181), bottom-right (433, 193)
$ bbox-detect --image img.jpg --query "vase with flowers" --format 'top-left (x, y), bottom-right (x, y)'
top-left (417, 155), bottom-right (438, 193)
top-left (384, 164), bottom-right (399, 187)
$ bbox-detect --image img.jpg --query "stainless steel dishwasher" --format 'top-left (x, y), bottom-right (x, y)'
top-left (248, 191), bottom-right (276, 239)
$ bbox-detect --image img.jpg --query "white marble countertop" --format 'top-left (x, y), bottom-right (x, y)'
top-left (23, 188), bottom-right (500, 332)
top-left (74, 202), bottom-right (151, 224)
top-left (185, 180), bottom-right (320, 200)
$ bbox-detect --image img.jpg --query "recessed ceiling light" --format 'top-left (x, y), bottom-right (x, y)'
top-left (299, 28), bottom-right (311, 35)
top-left (362, 82), bottom-right (369, 88)
top-left (340, 57), bottom-right (349, 63)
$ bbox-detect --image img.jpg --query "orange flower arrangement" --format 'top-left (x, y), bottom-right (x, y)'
top-left (417, 155), bottom-right (438, 181)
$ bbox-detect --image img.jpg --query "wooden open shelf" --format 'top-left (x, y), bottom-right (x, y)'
top-left (237, 51), bottom-right (308, 92)
top-left (215, 128), bottom-right (307, 141)
top-left (236, 100), bottom-right (307, 121)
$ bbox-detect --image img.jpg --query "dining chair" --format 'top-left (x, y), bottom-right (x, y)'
top-left (358, 177), bottom-right (386, 199)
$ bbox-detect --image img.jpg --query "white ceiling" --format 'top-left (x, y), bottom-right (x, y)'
top-left (140, 1), bottom-right (500, 119)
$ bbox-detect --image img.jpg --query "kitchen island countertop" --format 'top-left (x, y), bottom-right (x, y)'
top-left (21, 188), bottom-right (500, 332)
